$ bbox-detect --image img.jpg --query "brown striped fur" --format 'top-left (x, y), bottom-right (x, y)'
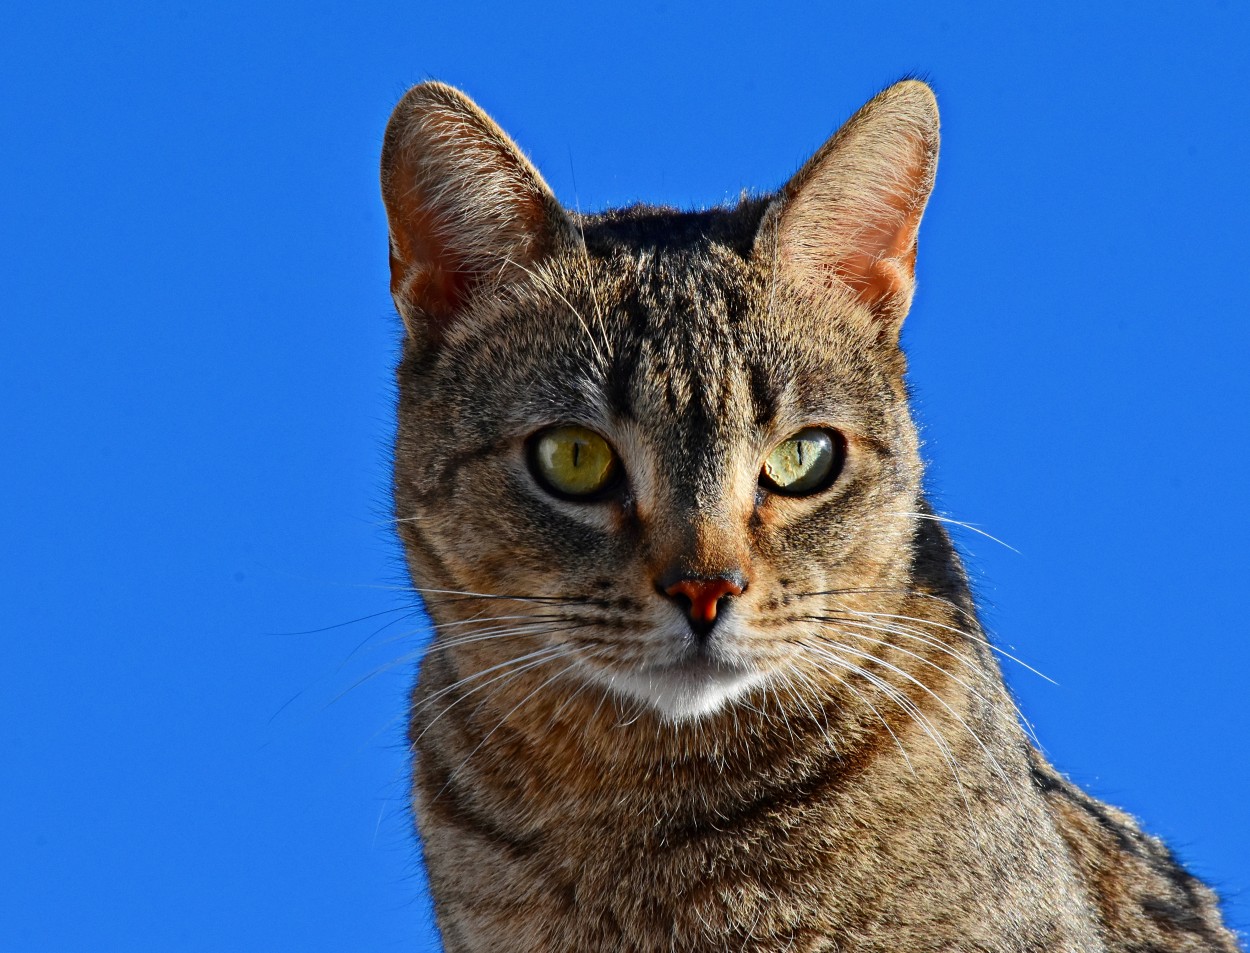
top-left (380, 80), bottom-right (1240, 952)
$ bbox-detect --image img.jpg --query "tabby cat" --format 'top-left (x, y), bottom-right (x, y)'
top-left (379, 80), bottom-right (1240, 952)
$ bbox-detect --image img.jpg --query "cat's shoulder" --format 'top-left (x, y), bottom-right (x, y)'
top-left (1029, 752), bottom-right (1238, 951)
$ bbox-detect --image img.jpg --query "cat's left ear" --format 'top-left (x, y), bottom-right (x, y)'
top-left (758, 80), bottom-right (939, 340)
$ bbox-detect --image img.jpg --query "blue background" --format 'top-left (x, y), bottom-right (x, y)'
top-left (3, 2), bottom-right (1247, 950)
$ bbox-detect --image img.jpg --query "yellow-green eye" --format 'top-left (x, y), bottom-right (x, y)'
top-left (529, 426), bottom-right (621, 499)
top-left (760, 427), bottom-right (843, 496)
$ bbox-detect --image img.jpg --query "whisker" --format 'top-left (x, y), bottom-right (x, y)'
top-left (501, 254), bottom-right (609, 370)
top-left (899, 511), bottom-right (1021, 554)
top-left (267, 604), bottom-right (422, 637)
top-left (800, 630), bottom-right (1011, 789)
top-left (408, 584), bottom-right (552, 601)
top-left (801, 614), bottom-right (993, 702)
top-left (852, 608), bottom-right (1056, 685)
top-left (420, 620), bottom-right (577, 656)
top-left (792, 651), bottom-right (920, 781)
top-left (788, 588), bottom-right (1053, 685)
top-left (338, 611), bottom-right (432, 666)
top-left (345, 614), bottom-right (579, 700)
top-left (412, 643), bottom-right (578, 745)
top-left (414, 585), bottom-right (605, 608)
top-left (439, 649), bottom-right (604, 798)
top-left (411, 630), bottom-right (578, 710)
top-left (776, 663), bottom-right (846, 768)
top-left (789, 586), bottom-right (980, 626)
top-left (802, 611), bottom-right (1040, 743)
top-left (542, 659), bottom-right (603, 729)
top-left (802, 646), bottom-right (974, 819)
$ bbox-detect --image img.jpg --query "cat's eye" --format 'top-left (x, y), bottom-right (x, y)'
top-left (760, 427), bottom-right (843, 496)
top-left (528, 425), bottom-right (621, 499)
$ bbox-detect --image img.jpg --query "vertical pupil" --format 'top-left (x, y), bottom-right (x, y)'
top-left (572, 441), bottom-right (581, 467)
top-left (796, 441), bottom-right (805, 468)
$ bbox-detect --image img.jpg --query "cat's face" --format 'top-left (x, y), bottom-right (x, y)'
top-left (384, 82), bottom-right (938, 721)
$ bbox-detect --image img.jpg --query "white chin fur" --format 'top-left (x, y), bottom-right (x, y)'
top-left (579, 615), bottom-right (766, 722)
top-left (610, 665), bottom-right (766, 722)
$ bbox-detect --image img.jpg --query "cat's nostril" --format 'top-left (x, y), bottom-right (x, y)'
top-left (663, 587), bottom-right (695, 615)
top-left (658, 574), bottom-right (746, 630)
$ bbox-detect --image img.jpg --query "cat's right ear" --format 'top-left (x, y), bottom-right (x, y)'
top-left (380, 83), bottom-right (575, 346)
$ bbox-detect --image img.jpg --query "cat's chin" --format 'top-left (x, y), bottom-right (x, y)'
top-left (605, 657), bottom-right (766, 723)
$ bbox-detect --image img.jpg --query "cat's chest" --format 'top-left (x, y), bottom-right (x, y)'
top-left (427, 830), bottom-right (1098, 953)
top-left (417, 747), bottom-right (1100, 953)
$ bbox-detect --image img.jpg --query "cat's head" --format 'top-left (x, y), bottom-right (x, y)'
top-left (382, 81), bottom-right (939, 721)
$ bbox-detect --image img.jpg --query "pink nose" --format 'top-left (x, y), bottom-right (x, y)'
top-left (663, 576), bottom-right (745, 626)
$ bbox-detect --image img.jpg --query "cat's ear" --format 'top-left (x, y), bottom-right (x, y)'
top-left (758, 80), bottom-right (939, 339)
top-left (380, 82), bottom-right (575, 344)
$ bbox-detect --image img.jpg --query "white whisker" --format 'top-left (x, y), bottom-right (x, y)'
top-left (438, 649), bottom-right (602, 799)
top-left (853, 608), bottom-right (1056, 685)
top-left (900, 511), bottom-right (1021, 555)
top-left (411, 642), bottom-right (574, 741)
top-left (802, 630), bottom-right (1011, 790)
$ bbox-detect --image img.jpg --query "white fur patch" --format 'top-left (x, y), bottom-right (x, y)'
top-left (592, 616), bottom-right (766, 722)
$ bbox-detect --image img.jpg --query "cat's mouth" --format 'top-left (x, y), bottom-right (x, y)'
top-left (649, 651), bottom-right (745, 681)
top-left (603, 642), bottom-right (765, 722)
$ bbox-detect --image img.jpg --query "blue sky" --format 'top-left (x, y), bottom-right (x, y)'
top-left (2, 2), bottom-right (1247, 950)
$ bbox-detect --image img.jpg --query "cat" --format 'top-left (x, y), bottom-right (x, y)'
top-left (378, 80), bottom-right (1240, 952)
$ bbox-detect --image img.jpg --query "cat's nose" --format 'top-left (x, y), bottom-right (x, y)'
top-left (657, 571), bottom-right (747, 635)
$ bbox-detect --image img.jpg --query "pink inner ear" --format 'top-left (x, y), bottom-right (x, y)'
top-left (388, 200), bottom-right (476, 332)
top-left (787, 207), bottom-right (918, 314)
top-left (386, 159), bottom-right (548, 337)
top-left (834, 231), bottom-right (917, 312)
top-left (833, 145), bottom-right (926, 310)
top-left (775, 119), bottom-right (933, 324)
top-left (381, 84), bottom-right (567, 341)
